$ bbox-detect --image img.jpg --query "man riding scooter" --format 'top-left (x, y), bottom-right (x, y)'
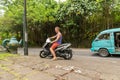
top-left (49, 26), bottom-right (62, 60)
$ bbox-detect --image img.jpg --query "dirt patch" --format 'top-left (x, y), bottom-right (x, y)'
top-left (0, 55), bottom-right (120, 80)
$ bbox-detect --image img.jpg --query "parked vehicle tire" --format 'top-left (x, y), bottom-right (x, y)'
top-left (39, 50), bottom-right (48, 58)
top-left (98, 49), bottom-right (110, 57)
top-left (2, 39), bottom-right (9, 48)
top-left (64, 49), bottom-right (72, 60)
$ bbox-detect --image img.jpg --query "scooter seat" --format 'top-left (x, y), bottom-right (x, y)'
top-left (55, 43), bottom-right (71, 51)
top-left (57, 43), bottom-right (70, 48)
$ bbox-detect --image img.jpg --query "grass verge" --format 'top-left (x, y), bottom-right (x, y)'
top-left (0, 53), bottom-right (19, 60)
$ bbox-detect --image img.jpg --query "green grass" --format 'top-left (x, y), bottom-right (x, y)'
top-left (0, 53), bottom-right (18, 60)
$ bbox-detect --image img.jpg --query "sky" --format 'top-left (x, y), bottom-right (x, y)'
top-left (55, 0), bottom-right (66, 2)
top-left (0, 5), bottom-right (5, 16)
top-left (0, 10), bottom-right (4, 16)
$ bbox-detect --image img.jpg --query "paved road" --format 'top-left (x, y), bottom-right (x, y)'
top-left (18, 48), bottom-right (91, 56)
top-left (18, 48), bottom-right (120, 60)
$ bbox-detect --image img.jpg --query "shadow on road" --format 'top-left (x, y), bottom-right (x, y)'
top-left (91, 53), bottom-right (120, 59)
top-left (91, 53), bottom-right (99, 57)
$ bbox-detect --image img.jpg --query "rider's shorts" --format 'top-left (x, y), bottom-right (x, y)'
top-left (51, 42), bottom-right (59, 50)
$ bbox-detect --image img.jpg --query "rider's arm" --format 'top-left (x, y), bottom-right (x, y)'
top-left (49, 35), bottom-right (57, 39)
top-left (52, 33), bottom-right (60, 43)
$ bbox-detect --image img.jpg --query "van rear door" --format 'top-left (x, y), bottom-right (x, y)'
top-left (114, 32), bottom-right (120, 54)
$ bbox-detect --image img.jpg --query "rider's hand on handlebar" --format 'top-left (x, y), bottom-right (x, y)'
top-left (50, 42), bottom-right (53, 44)
top-left (51, 41), bottom-right (54, 44)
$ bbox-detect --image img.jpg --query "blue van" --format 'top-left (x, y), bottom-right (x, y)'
top-left (91, 28), bottom-right (120, 57)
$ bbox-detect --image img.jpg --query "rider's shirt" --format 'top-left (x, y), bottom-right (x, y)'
top-left (56, 32), bottom-right (62, 44)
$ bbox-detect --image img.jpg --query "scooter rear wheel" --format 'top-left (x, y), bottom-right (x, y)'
top-left (39, 50), bottom-right (48, 58)
top-left (64, 49), bottom-right (72, 60)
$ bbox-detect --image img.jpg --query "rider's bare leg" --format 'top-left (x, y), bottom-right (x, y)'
top-left (50, 48), bottom-right (57, 60)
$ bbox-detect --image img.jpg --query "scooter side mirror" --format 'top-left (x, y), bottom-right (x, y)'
top-left (95, 39), bottom-right (99, 41)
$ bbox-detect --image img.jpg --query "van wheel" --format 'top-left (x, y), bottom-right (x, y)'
top-left (98, 49), bottom-right (110, 57)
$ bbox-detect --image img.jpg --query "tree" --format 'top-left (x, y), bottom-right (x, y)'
top-left (0, 0), bottom-right (119, 47)
top-left (56, 0), bottom-right (98, 47)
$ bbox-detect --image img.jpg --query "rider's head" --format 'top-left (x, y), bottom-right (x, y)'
top-left (55, 26), bottom-right (60, 33)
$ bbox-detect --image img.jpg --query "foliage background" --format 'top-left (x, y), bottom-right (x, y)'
top-left (0, 0), bottom-right (120, 48)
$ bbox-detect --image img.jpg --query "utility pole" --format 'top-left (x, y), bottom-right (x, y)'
top-left (23, 0), bottom-right (28, 55)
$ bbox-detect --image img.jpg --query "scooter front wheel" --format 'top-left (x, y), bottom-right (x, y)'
top-left (39, 50), bottom-right (48, 58)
